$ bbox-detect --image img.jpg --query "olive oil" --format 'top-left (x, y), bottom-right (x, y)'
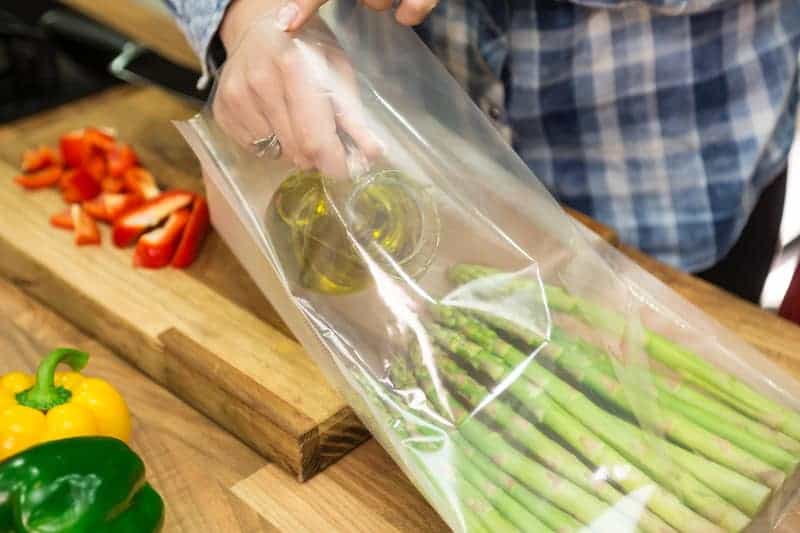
top-left (267, 169), bottom-right (438, 294)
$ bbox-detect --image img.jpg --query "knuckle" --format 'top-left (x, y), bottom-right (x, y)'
top-left (221, 79), bottom-right (248, 105)
top-left (245, 69), bottom-right (272, 92)
top-left (300, 138), bottom-right (324, 159)
top-left (276, 49), bottom-right (301, 72)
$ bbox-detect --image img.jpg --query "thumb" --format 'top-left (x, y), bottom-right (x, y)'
top-left (276, 0), bottom-right (328, 32)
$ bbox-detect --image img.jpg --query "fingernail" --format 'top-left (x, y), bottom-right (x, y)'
top-left (276, 3), bottom-right (299, 31)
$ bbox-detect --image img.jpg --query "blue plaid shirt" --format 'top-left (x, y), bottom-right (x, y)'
top-left (165, 0), bottom-right (800, 272)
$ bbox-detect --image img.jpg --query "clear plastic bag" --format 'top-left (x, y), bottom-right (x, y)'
top-left (176, 4), bottom-right (800, 531)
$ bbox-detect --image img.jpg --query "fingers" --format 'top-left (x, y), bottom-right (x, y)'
top-left (326, 50), bottom-right (383, 161)
top-left (213, 69), bottom-right (273, 150)
top-left (278, 0), bottom-right (326, 32)
top-left (395, 0), bottom-right (438, 26)
top-left (243, 59), bottom-right (312, 169)
top-left (279, 48), bottom-right (350, 178)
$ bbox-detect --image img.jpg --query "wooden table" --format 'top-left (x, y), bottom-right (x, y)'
top-left (3, 87), bottom-right (800, 532)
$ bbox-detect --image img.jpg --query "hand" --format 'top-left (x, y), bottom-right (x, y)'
top-left (280, 0), bottom-right (440, 30)
top-left (215, 0), bottom-right (385, 178)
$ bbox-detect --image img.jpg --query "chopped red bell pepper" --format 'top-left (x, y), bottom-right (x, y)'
top-left (133, 208), bottom-right (191, 268)
top-left (171, 197), bottom-right (210, 268)
top-left (14, 165), bottom-right (63, 189)
top-left (101, 176), bottom-right (125, 193)
top-left (50, 208), bottom-right (74, 230)
top-left (83, 127), bottom-right (117, 153)
top-left (21, 147), bottom-right (59, 173)
top-left (59, 130), bottom-right (85, 168)
top-left (82, 195), bottom-right (107, 221)
top-left (85, 152), bottom-right (107, 183)
top-left (72, 204), bottom-right (101, 246)
top-left (124, 167), bottom-right (160, 200)
top-left (105, 193), bottom-right (144, 221)
top-left (112, 190), bottom-right (194, 247)
top-left (61, 167), bottom-right (101, 203)
top-left (108, 144), bottom-right (138, 178)
top-left (83, 193), bottom-right (143, 223)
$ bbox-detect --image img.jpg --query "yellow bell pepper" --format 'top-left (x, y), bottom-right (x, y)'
top-left (0, 348), bottom-right (131, 461)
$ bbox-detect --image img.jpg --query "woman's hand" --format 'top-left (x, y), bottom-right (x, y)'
top-left (213, 0), bottom-right (437, 177)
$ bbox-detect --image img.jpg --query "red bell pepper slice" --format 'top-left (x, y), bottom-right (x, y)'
top-left (85, 152), bottom-right (107, 183)
top-left (101, 176), bottom-right (125, 193)
top-left (59, 129), bottom-right (85, 168)
top-left (83, 193), bottom-right (143, 223)
top-left (14, 165), bottom-right (63, 189)
top-left (50, 208), bottom-right (74, 230)
top-left (21, 146), bottom-right (58, 173)
top-left (72, 204), bottom-right (101, 246)
top-left (61, 167), bottom-right (101, 203)
top-left (134, 208), bottom-right (190, 268)
top-left (105, 193), bottom-right (144, 221)
top-left (83, 127), bottom-right (117, 153)
top-left (108, 144), bottom-right (138, 178)
top-left (171, 197), bottom-right (211, 268)
top-left (124, 167), bottom-right (160, 200)
top-left (82, 195), bottom-right (107, 221)
top-left (112, 190), bottom-right (194, 247)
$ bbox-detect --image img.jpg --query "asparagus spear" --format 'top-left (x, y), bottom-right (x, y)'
top-left (454, 470), bottom-right (523, 532)
top-left (465, 303), bottom-right (800, 457)
top-left (357, 370), bottom-right (521, 532)
top-left (399, 352), bottom-right (583, 532)
top-left (431, 346), bottom-right (676, 533)
top-left (456, 436), bottom-right (582, 533)
top-left (428, 323), bottom-right (748, 533)
top-left (448, 263), bottom-right (800, 442)
top-left (441, 308), bottom-right (774, 516)
top-left (456, 454), bottom-right (553, 533)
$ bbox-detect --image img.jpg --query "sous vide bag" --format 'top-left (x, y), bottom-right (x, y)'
top-left (176, 4), bottom-right (800, 531)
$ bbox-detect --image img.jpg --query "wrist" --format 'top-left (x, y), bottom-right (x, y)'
top-left (220, 0), bottom-right (280, 51)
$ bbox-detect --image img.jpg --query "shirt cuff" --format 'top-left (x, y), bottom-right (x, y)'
top-left (168, 0), bottom-right (234, 89)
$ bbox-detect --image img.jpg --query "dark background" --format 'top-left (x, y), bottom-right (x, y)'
top-left (1, 1), bottom-right (119, 123)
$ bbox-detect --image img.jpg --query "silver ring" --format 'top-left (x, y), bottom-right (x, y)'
top-left (253, 134), bottom-right (282, 159)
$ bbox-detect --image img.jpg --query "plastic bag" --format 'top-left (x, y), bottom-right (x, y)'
top-left (176, 4), bottom-right (800, 531)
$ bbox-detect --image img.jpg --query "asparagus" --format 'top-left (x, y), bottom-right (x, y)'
top-left (456, 436), bottom-right (582, 533)
top-left (454, 471), bottom-right (522, 532)
top-left (434, 308), bottom-right (770, 516)
top-left (428, 348), bottom-right (629, 504)
top-left (400, 351), bottom-right (583, 532)
top-left (432, 346), bottom-right (676, 533)
top-left (359, 370), bottom-right (524, 532)
top-left (448, 263), bottom-right (800, 442)
top-left (466, 304), bottom-right (800, 457)
top-left (456, 305), bottom-right (794, 481)
top-left (421, 335), bottom-right (720, 533)
top-left (456, 453), bottom-right (553, 532)
top-left (428, 323), bottom-right (747, 533)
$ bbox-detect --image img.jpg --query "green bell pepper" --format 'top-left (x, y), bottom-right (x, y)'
top-left (0, 436), bottom-right (164, 533)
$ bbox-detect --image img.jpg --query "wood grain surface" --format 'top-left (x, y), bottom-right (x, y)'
top-left (0, 278), bottom-right (444, 532)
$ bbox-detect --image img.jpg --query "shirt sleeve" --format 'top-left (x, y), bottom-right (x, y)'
top-left (162, 0), bottom-right (233, 87)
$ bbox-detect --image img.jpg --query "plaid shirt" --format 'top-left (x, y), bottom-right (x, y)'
top-left (165, 0), bottom-right (800, 272)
